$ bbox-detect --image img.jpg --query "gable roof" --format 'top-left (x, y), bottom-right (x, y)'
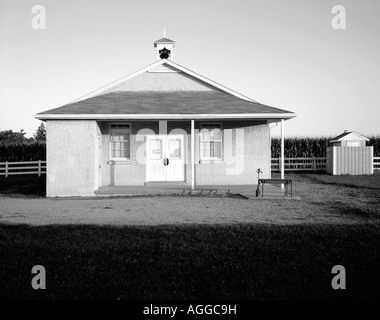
top-left (35, 59), bottom-right (296, 121)
top-left (330, 131), bottom-right (369, 143)
top-left (66, 59), bottom-right (259, 103)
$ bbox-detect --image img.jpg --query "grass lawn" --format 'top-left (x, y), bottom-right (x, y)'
top-left (0, 223), bottom-right (379, 300)
top-left (302, 170), bottom-right (380, 189)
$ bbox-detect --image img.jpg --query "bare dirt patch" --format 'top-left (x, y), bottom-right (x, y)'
top-left (0, 173), bottom-right (379, 225)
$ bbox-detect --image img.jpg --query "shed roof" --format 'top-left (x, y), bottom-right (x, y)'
top-left (330, 131), bottom-right (369, 143)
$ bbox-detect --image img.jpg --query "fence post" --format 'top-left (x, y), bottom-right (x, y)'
top-left (279, 157), bottom-right (281, 172)
top-left (5, 161), bottom-right (8, 178)
top-left (38, 160), bottom-right (41, 177)
top-left (313, 157), bottom-right (316, 172)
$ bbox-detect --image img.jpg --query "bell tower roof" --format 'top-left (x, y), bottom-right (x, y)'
top-left (154, 37), bottom-right (175, 47)
top-left (154, 34), bottom-right (175, 61)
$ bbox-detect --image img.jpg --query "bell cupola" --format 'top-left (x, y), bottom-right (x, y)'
top-left (154, 32), bottom-right (175, 61)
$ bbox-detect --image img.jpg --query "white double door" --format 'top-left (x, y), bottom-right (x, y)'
top-left (146, 134), bottom-right (185, 182)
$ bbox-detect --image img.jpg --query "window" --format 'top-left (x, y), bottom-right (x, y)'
top-left (200, 123), bottom-right (222, 160)
top-left (110, 124), bottom-right (131, 160)
top-left (347, 141), bottom-right (360, 147)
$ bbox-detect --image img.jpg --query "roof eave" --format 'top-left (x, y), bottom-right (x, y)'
top-left (35, 113), bottom-right (297, 121)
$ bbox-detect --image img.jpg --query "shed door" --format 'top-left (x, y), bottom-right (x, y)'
top-left (146, 135), bottom-right (185, 182)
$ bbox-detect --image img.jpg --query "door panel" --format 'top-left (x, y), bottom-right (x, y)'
top-left (147, 137), bottom-right (165, 181)
top-left (166, 137), bottom-right (184, 181)
top-left (146, 135), bottom-right (185, 182)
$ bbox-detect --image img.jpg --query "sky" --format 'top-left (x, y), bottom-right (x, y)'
top-left (0, 0), bottom-right (379, 138)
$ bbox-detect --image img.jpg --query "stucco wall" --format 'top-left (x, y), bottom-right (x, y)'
top-left (99, 121), bottom-right (158, 186)
top-left (46, 120), bottom-right (98, 197)
top-left (195, 121), bottom-right (271, 185)
top-left (99, 120), bottom-right (271, 186)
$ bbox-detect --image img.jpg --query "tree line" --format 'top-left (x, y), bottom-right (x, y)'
top-left (0, 123), bottom-right (46, 161)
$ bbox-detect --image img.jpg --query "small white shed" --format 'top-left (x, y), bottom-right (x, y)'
top-left (326, 131), bottom-right (373, 175)
top-left (329, 131), bottom-right (369, 147)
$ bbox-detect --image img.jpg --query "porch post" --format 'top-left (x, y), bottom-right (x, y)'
top-left (281, 119), bottom-right (285, 189)
top-left (191, 120), bottom-right (195, 190)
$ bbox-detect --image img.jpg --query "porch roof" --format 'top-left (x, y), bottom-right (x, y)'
top-left (36, 91), bottom-right (296, 120)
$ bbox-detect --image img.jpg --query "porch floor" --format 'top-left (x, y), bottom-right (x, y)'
top-left (95, 184), bottom-right (286, 199)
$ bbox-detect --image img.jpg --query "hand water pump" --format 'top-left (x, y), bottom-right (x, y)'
top-left (256, 168), bottom-right (263, 197)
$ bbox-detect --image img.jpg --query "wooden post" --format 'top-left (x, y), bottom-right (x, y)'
top-left (280, 119), bottom-right (284, 189)
top-left (38, 160), bottom-right (41, 177)
top-left (191, 120), bottom-right (195, 191)
top-left (5, 161), bottom-right (8, 178)
top-left (313, 157), bottom-right (316, 172)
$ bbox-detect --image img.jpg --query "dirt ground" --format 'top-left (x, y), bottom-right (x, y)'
top-left (0, 173), bottom-right (379, 225)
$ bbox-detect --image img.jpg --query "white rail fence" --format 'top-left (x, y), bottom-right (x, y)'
top-left (0, 158), bottom-right (379, 176)
top-left (272, 156), bottom-right (380, 172)
top-left (0, 161), bottom-right (46, 177)
top-left (374, 157), bottom-right (380, 170)
top-left (271, 157), bottom-right (327, 172)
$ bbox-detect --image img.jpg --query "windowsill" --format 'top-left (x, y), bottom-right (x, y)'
top-left (199, 159), bottom-right (223, 164)
top-left (108, 159), bottom-right (132, 164)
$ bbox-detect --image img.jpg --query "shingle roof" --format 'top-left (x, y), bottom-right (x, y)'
top-left (330, 131), bottom-right (369, 142)
top-left (38, 91), bottom-right (293, 116)
top-left (330, 131), bottom-right (353, 141)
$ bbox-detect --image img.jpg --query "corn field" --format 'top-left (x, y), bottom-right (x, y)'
top-left (0, 142), bottom-right (46, 162)
top-left (271, 136), bottom-right (380, 158)
top-left (368, 137), bottom-right (380, 157)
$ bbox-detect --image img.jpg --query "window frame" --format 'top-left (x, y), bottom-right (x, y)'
top-left (346, 141), bottom-right (360, 147)
top-left (199, 122), bottom-right (223, 161)
top-left (109, 123), bottom-right (132, 161)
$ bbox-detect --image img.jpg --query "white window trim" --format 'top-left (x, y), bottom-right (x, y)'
top-left (200, 122), bottom-right (223, 161)
top-left (347, 141), bottom-right (360, 147)
top-left (109, 123), bottom-right (132, 162)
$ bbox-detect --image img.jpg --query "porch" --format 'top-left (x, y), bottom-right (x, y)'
top-left (98, 119), bottom-right (287, 190)
top-left (95, 183), bottom-right (285, 199)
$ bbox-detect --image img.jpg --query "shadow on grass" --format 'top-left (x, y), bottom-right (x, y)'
top-left (0, 176), bottom-right (45, 197)
top-left (302, 171), bottom-right (380, 190)
top-left (0, 223), bottom-right (379, 300)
